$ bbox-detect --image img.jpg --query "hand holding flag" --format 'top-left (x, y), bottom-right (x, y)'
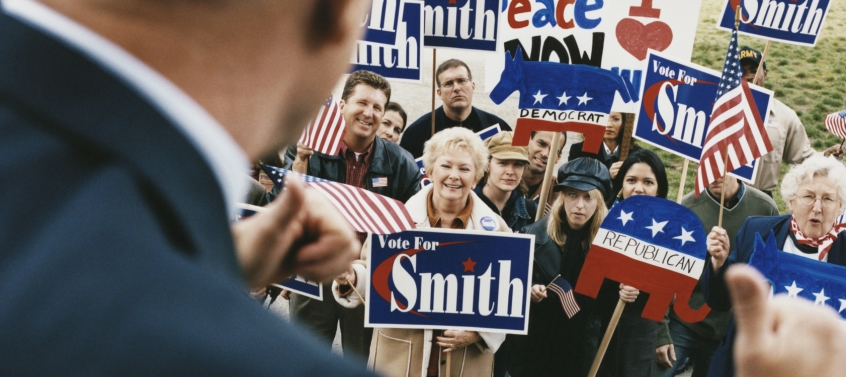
top-left (261, 165), bottom-right (415, 235)
top-left (694, 27), bottom-right (772, 197)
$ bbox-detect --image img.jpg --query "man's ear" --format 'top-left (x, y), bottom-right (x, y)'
top-left (307, 0), bottom-right (366, 49)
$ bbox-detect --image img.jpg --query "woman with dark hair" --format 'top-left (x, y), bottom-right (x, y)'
top-left (598, 148), bottom-right (669, 377)
top-left (506, 158), bottom-right (612, 377)
top-left (568, 112), bottom-right (640, 178)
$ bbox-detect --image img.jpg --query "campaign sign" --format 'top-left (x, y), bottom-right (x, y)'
top-left (575, 195), bottom-right (711, 323)
top-left (364, 0), bottom-right (404, 45)
top-left (415, 124), bottom-right (502, 187)
top-left (718, 0), bottom-right (832, 47)
top-left (274, 277), bottom-right (323, 301)
top-left (366, 229), bottom-right (534, 334)
top-left (486, 0), bottom-right (703, 110)
top-left (353, 0), bottom-right (423, 82)
top-left (633, 52), bottom-right (773, 183)
top-left (749, 231), bottom-right (846, 320)
top-left (490, 47), bottom-right (635, 152)
top-left (423, 0), bottom-right (500, 51)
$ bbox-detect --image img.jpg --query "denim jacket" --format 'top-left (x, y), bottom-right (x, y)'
top-left (473, 186), bottom-right (537, 232)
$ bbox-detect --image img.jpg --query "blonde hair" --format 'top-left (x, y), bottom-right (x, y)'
top-left (422, 127), bottom-right (489, 183)
top-left (547, 189), bottom-right (608, 249)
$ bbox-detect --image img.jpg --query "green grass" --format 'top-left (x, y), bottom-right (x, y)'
top-left (667, 0), bottom-right (846, 213)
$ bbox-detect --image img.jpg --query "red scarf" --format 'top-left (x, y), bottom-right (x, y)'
top-left (789, 216), bottom-right (846, 261)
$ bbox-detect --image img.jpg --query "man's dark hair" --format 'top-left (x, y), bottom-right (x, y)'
top-left (385, 102), bottom-right (408, 131)
top-left (530, 131), bottom-right (567, 155)
top-left (341, 70), bottom-right (391, 106)
top-left (435, 59), bottom-right (472, 87)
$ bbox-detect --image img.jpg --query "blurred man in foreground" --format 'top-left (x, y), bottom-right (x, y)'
top-left (0, 0), bottom-right (373, 375)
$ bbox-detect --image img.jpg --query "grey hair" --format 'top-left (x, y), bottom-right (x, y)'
top-left (422, 127), bottom-right (489, 184)
top-left (780, 153), bottom-right (846, 210)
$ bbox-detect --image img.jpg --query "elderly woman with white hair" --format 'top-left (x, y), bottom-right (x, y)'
top-left (701, 153), bottom-right (846, 377)
top-left (332, 127), bottom-right (509, 377)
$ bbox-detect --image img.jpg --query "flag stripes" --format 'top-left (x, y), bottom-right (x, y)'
top-left (548, 276), bottom-right (580, 318)
top-left (825, 110), bottom-right (846, 139)
top-left (260, 165), bottom-right (415, 235)
top-left (298, 95), bottom-right (346, 155)
top-left (694, 28), bottom-right (772, 196)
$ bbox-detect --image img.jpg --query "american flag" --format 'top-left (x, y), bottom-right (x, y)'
top-left (298, 95), bottom-right (346, 155)
top-left (825, 110), bottom-right (846, 139)
top-left (695, 29), bottom-right (772, 196)
top-left (260, 165), bottom-right (415, 235)
top-left (547, 275), bottom-right (580, 318)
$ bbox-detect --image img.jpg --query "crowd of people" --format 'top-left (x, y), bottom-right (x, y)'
top-left (3, 1), bottom-right (845, 376)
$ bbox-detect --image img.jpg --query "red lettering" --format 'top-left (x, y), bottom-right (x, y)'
top-left (630, 0), bottom-right (661, 18)
top-left (508, 0), bottom-right (531, 29)
top-left (555, 0), bottom-right (576, 29)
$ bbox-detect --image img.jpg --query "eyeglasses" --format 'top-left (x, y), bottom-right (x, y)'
top-left (796, 195), bottom-right (840, 208)
top-left (440, 77), bottom-right (471, 90)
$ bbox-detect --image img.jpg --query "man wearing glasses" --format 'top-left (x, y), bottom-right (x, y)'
top-left (400, 59), bottom-right (511, 158)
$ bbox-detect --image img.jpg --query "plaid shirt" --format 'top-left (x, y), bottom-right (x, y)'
top-left (339, 140), bottom-right (375, 244)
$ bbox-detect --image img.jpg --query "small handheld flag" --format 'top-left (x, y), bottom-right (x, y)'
top-left (694, 28), bottom-right (772, 196)
top-left (261, 165), bottom-right (415, 235)
top-left (825, 110), bottom-right (846, 140)
top-left (298, 95), bottom-right (346, 155)
top-left (547, 275), bottom-right (580, 318)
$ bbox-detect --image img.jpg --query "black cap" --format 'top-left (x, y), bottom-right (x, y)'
top-left (553, 158), bottom-right (612, 198)
top-left (739, 46), bottom-right (767, 70)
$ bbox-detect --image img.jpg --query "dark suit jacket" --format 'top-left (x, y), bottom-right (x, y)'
top-left (702, 215), bottom-right (846, 377)
top-left (0, 11), bottom-right (371, 376)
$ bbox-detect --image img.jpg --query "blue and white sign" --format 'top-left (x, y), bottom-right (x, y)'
top-left (364, 0), bottom-right (404, 45)
top-left (275, 277), bottom-right (323, 301)
top-left (354, 0), bottom-right (423, 82)
top-left (423, 0), bottom-right (500, 51)
top-left (633, 52), bottom-right (773, 183)
top-left (718, 0), bottom-right (832, 46)
top-left (366, 229), bottom-right (534, 334)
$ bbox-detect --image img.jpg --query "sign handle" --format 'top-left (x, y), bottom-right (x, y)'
top-left (676, 159), bottom-right (689, 203)
top-left (587, 299), bottom-right (626, 377)
top-left (445, 352), bottom-right (451, 377)
top-left (347, 278), bottom-right (366, 305)
top-left (753, 40), bottom-right (771, 87)
top-left (535, 132), bottom-right (563, 222)
top-left (619, 113), bottom-right (635, 161)
top-left (431, 49), bottom-right (438, 138)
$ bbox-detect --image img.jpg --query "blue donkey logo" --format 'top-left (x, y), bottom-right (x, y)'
top-left (490, 48), bottom-right (637, 151)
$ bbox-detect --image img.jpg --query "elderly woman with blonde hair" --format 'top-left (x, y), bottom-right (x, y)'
top-left (333, 127), bottom-right (510, 377)
top-left (702, 153), bottom-right (846, 377)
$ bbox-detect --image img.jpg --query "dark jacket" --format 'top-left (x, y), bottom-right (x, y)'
top-left (400, 106), bottom-right (511, 158)
top-left (506, 217), bottom-right (601, 377)
top-left (0, 11), bottom-right (372, 376)
top-left (284, 137), bottom-right (421, 203)
top-left (473, 186), bottom-right (537, 232)
top-left (702, 215), bottom-right (846, 377)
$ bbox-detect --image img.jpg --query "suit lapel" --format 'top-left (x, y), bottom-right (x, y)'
top-left (0, 12), bottom-right (240, 277)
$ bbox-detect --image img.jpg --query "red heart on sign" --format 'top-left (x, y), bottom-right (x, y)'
top-left (616, 19), bottom-right (673, 61)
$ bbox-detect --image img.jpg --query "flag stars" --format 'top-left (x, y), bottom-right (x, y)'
top-left (839, 299), bottom-right (846, 314)
top-left (577, 92), bottom-right (592, 106)
top-left (617, 210), bottom-right (633, 226)
top-left (673, 227), bottom-right (696, 246)
top-left (557, 92), bottom-right (571, 106)
top-left (532, 90), bottom-right (548, 105)
top-left (784, 281), bottom-right (803, 297)
top-left (645, 219), bottom-right (668, 237)
top-left (813, 288), bottom-right (830, 306)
